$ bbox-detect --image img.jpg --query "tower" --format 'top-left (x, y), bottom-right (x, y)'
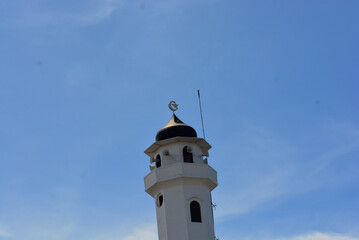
top-left (144, 102), bottom-right (218, 240)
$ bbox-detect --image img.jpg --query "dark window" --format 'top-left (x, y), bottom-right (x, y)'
top-left (183, 146), bottom-right (193, 163)
top-left (156, 154), bottom-right (161, 168)
top-left (190, 201), bottom-right (202, 222)
top-left (157, 194), bottom-right (163, 207)
top-left (159, 195), bottom-right (163, 206)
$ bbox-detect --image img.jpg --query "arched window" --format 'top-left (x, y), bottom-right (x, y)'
top-left (190, 201), bottom-right (202, 222)
top-left (156, 154), bottom-right (161, 168)
top-left (183, 146), bottom-right (193, 163)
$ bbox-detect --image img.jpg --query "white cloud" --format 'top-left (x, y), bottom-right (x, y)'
top-left (25, 223), bottom-right (76, 240)
top-left (213, 120), bottom-right (359, 220)
top-left (88, 224), bottom-right (157, 240)
top-left (215, 171), bottom-right (289, 219)
top-left (0, 221), bottom-right (75, 240)
top-left (234, 232), bottom-right (359, 240)
top-left (3, 0), bottom-right (197, 28)
top-left (308, 141), bottom-right (359, 178)
top-left (307, 121), bottom-right (359, 178)
top-left (121, 226), bottom-right (157, 240)
top-left (0, 227), bottom-right (11, 238)
top-left (214, 125), bottom-right (297, 219)
top-left (74, 0), bottom-right (124, 26)
top-left (0, 187), bottom-right (79, 240)
top-left (283, 232), bottom-right (359, 240)
top-left (3, 0), bottom-right (124, 27)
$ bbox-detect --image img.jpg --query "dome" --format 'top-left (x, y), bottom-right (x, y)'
top-left (156, 114), bottom-right (197, 141)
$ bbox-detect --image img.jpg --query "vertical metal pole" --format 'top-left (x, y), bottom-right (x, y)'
top-left (197, 90), bottom-right (217, 239)
top-left (197, 90), bottom-right (206, 140)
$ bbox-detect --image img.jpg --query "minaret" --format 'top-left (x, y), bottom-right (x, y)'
top-left (144, 101), bottom-right (218, 240)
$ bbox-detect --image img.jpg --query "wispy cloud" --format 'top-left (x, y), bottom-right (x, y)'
top-left (213, 120), bottom-right (359, 220)
top-left (215, 166), bottom-right (291, 218)
top-left (307, 121), bottom-right (359, 178)
top-left (0, 187), bottom-right (78, 240)
top-left (282, 232), bottom-right (359, 240)
top-left (233, 232), bottom-right (359, 240)
top-left (121, 226), bottom-right (157, 240)
top-left (89, 224), bottom-right (157, 240)
top-left (0, 221), bottom-right (76, 240)
top-left (215, 181), bottom-right (290, 221)
top-left (214, 124), bottom-right (297, 219)
top-left (0, 227), bottom-right (11, 238)
top-left (72, 0), bottom-right (124, 26)
top-left (2, 0), bottom-right (124, 28)
top-left (308, 142), bottom-right (359, 178)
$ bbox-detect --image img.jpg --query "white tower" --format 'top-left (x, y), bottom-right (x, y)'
top-left (144, 102), bottom-right (218, 240)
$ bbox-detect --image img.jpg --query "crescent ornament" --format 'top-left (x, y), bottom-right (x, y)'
top-left (168, 101), bottom-right (179, 112)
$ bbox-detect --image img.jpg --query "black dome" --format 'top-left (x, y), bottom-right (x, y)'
top-left (156, 114), bottom-right (197, 141)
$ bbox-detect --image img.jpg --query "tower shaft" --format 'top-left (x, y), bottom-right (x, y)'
top-left (144, 112), bottom-right (217, 240)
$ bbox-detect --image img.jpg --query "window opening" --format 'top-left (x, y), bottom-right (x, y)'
top-left (190, 201), bottom-right (202, 222)
top-left (157, 194), bottom-right (163, 207)
top-left (183, 146), bottom-right (193, 163)
top-left (156, 154), bottom-right (161, 168)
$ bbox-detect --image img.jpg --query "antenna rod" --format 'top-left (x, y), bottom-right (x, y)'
top-left (197, 89), bottom-right (206, 139)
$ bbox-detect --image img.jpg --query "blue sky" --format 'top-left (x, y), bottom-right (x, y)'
top-left (0, 0), bottom-right (358, 239)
